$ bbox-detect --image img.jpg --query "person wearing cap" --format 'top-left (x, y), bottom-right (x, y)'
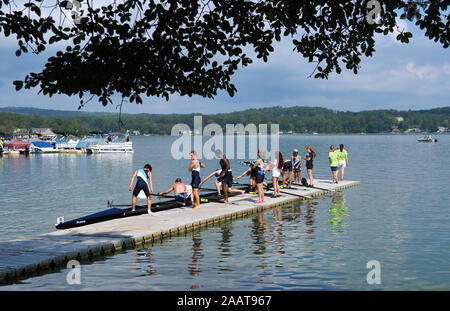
top-left (292, 149), bottom-right (302, 185)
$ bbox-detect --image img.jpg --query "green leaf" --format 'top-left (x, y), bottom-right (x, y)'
top-left (13, 80), bottom-right (23, 91)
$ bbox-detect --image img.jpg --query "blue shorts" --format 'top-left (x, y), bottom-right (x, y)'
top-left (330, 166), bottom-right (338, 172)
top-left (133, 179), bottom-right (150, 197)
top-left (191, 171), bottom-right (201, 189)
top-left (218, 171), bottom-right (233, 187)
top-left (282, 161), bottom-right (292, 172)
top-left (255, 172), bottom-right (265, 184)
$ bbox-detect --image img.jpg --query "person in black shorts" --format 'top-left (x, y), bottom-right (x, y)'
top-left (128, 164), bottom-right (153, 213)
top-left (304, 146), bottom-right (317, 187)
top-left (188, 150), bottom-right (205, 209)
top-left (281, 158), bottom-right (293, 189)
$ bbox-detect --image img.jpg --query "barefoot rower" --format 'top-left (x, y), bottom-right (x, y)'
top-left (159, 178), bottom-right (193, 205)
top-left (188, 150), bottom-right (205, 209)
top-left (128, 164), bottom-right (153, 213)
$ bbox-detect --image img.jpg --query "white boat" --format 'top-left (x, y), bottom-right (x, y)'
top-left (56, 139), bottom-right (83, 153)
top-left (85, 133), bottom-right (133, 154)
top-left (418, 135), bottom-right (438, 142)
top-left (29, 141), bottom-right (58, 153)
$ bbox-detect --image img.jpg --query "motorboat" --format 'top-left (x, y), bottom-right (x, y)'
top-left (418, 135), bottom-right (438, 142)
top-left (85, 132), bottom-right (133, 154)
top-left (56, 138), bottom-right (83, 153)
top-left (29, 141), bottom-right (58, 153)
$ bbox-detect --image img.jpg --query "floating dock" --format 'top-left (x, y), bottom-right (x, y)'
top-left (0, 179), bottom-right (360, 284)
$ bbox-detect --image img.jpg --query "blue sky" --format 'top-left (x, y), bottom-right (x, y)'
top-left (0, 18), bottom-right (448, 115)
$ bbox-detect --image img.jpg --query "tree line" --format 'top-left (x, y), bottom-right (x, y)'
top-left (0, 106), bottom-right (448, 136)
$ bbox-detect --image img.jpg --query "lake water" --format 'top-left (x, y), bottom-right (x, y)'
top-left (0, 135), bottom-right (449, 290)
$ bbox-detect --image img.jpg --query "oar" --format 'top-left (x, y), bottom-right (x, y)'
top-left (151, 193), bottom-right (179, 199)
top-left (232, 181), bottom-right (258, 194)
top-left (263, 182), bottom-right (314, 199)
top-left (290, 182), bottom-right (336, 192)
top-left (275, 188), bottom-right (313, 199)
top-left (198, 187), bottom-right (220, 192)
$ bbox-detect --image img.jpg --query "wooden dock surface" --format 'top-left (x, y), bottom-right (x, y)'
top-left (0, 179), bottom-right (360, 284)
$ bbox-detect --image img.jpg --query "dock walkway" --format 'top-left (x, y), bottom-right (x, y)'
top-left (0, 179), bottom-right (359, 283)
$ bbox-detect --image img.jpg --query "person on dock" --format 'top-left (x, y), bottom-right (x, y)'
top-left (159, 178), bottom-right (193, 205)
top-left (199, 168), bottom-right (245, 200)
top-left (336, 144), bottom-right (349, 181)
top-left (252, 149), bottom-right (270, 203)
top-left (216, 150), bottom-right (231, 203)
top-left (188, 150), bottom-right (205, 209)
top-left (292, 149), bottom-right (302, 185)
top-left (234, 160), bottom-right (258, 193)
top-left (329, 145), bottom-right (339, 183)
top-left (128, 164), bottom-right (153, 213)
top-left (281, 156), bottom-right (293, 189)
top-left (304, 146), bottom-right (316, 187)
top-left (271, 151), bottom-right (284, 198)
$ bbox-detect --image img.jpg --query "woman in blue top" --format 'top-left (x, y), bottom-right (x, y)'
top-left (252, 149), bottom-right (269, 203)
top-left (292, 149), bottom-right (302, 185)
top-left (304, 146), bottom-right (316, 187)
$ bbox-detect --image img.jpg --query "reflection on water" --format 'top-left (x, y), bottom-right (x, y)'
top-left (327, 192), bottom-right (349, 250)
top-left (328, 192), bottom-right (349, 235)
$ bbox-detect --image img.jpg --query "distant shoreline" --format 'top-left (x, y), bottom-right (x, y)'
top-left (1, 105), bottom-right (448, 136)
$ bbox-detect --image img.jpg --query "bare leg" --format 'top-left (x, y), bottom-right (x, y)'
top-left (272, 177), bottom-right (279, 196)
top-left (307, 169), bottom-right (314, 186)
top-left (147, 196), bottom-right (152, 214)
top-left (223, 183), bottom-right (229, 202)
top-left (288, 171), bottom-right (293, 188)
top-left (189, 191), bottom-right (194, 206)
top-left (132, 195), bottom-right (137, 211)
top-left (193, 189), bottom-right (200, 209)
top-left (228, 187), bottom-right (245, 197)
top-left (214, 180), bottom-right (221, 195)
top-left (258, 183), bottom-right (264, 201)
top-left (250, 177), bottom-right (256, 191)
top-left (340, 166), bottom-right (345, 181)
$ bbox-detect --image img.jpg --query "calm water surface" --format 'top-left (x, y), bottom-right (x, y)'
top-left (0, 135), bottom-right (449, 290)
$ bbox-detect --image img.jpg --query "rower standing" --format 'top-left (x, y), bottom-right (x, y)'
top-left (252, 149), bottom-right (269, 203)
top-left (128, 164), bottom-right (153, 213)
top-left (292, 149), bottom-right (302, 185)
top-left (188, 150), bottom-right (205, 209)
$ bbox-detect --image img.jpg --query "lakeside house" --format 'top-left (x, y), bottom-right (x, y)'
top-left (31, 128), bottom-right (57, 140)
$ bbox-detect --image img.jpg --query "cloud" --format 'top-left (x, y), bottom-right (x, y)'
top-left (406, 62), bottom-right (437, 80)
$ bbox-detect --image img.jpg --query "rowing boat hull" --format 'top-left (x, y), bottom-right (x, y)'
top-left (55, 192), bottom-right (229, 230)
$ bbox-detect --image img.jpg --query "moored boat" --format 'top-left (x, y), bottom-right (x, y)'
top-left (29, 140), bottom-right (58, 153)
top-left (3, 140), bottom-right (30, 154)
top-left (85, 132), bottom-right (133, 154)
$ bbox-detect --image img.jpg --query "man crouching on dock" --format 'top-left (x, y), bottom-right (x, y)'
top-left (129, 164), bottom-right (153, 214)
top-left (159, 178), bottom-right (193, 205)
